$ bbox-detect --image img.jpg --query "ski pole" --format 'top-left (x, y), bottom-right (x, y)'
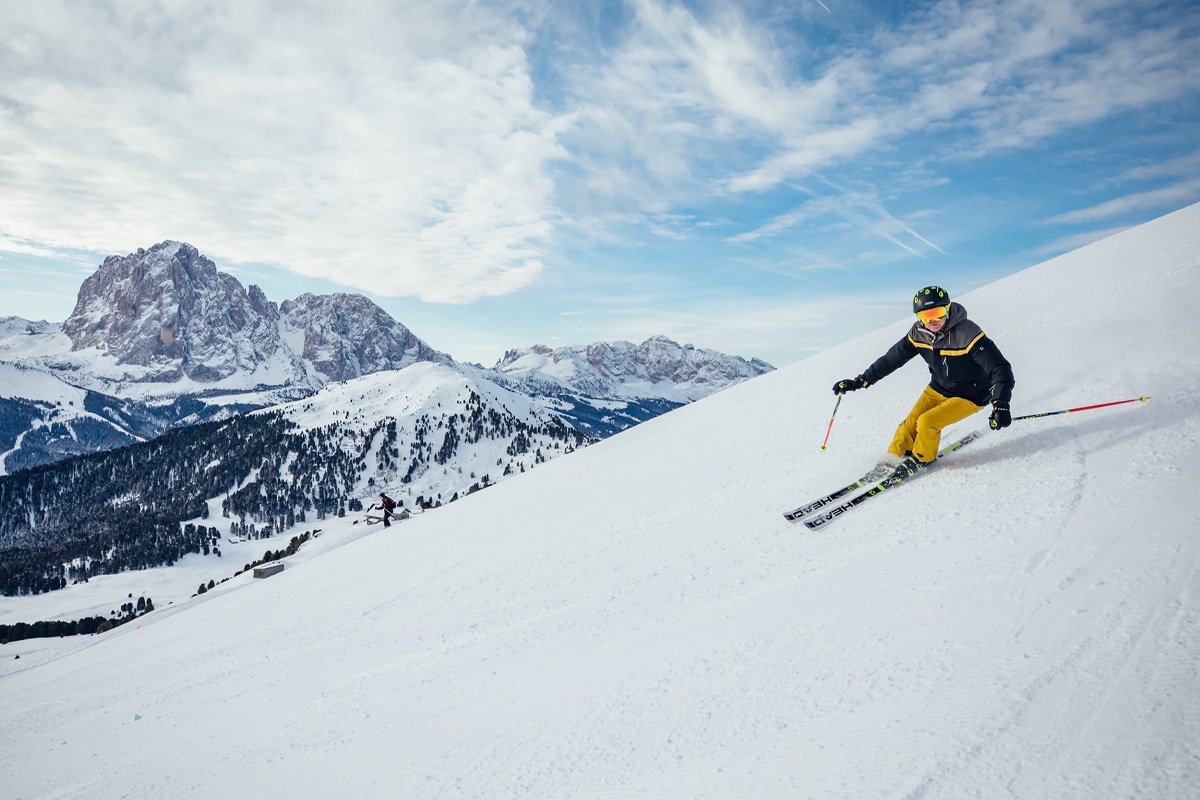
top-left (1013, 395), bottom-right (1150, 422)
top-left (820, 394), bottom-right (843, 450)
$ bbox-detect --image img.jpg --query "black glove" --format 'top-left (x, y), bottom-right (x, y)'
top-left (989, 400), bottom-right (1011, 430)
top-left (832, 376), bottom-right (869, 395)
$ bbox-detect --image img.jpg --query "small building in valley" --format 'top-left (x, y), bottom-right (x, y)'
top-left (253, 563), bottom-right (285, 579)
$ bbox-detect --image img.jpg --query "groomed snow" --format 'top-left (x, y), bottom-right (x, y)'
top-left (2, 204), bottom-right (1198, 799)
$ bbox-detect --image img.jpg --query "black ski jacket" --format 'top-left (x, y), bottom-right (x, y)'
top-left (861, 302), bottom-right (1014, 406)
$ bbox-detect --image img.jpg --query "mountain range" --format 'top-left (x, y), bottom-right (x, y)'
top-left (0, 240), bottom-right (772, 474)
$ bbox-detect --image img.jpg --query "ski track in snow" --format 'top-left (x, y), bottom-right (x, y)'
top-left (884, 408), bottom-right (1200, 799)
top-left (2, 204), bottom-right (1200, 798)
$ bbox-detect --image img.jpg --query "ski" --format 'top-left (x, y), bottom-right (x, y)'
top-left (799, 429), bottom-right (986, 531)
top-left (783, 462), bottom-right (895, 521)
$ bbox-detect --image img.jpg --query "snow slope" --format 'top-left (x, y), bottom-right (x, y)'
top-left (0, 317), bottom-right (56, 338)
top-left (2, 204), bottom-right (1199, 799)
top-left (0, 362), bottom-right (143, 475)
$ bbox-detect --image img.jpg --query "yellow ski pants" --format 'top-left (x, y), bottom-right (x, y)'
top-left (889, 385), bottom-right (984, 462)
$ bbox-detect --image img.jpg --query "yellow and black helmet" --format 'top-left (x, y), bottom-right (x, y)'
top-left (913, 285), bottom-right (950, 313)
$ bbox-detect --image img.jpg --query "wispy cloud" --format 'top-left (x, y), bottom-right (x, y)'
top-left (726, 184), bottom-right (946, 263)
top-left (1112, 150), bottom-right (1200, 184)
top-left (0, 235), bottom-right (64, 260)
top-left (1047, 180), bottom-right (1200, 225)
top-left (553, 0), bottom-right (1200, 260)
top-left (565, 0), bottom-right (1200, 203)
top-left (725, 210), bottom-right (810, 246)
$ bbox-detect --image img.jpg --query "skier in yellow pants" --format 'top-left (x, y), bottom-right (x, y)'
top-left (833, 286), bottom-right (1015, 468)
top-left (887, 385), bottom-right (983, 463)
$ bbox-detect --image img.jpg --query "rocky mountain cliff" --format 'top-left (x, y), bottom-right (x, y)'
top-left (55, 241), bottom-right (451, 388)
top-left (62, 242), bottom-right (297, 383)
top-left (279, 292), bottom-right (451, 383)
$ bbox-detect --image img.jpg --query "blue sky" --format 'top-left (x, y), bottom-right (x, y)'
top-left (1, 0), bottom-right (1198, 367)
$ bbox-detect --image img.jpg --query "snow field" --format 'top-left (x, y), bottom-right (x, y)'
top-left (1, 203), bottom-right (1198, 798)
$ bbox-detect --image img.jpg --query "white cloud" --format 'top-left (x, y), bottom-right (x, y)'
top-left (0, 235), bottom-right (63, 259)
top-left (725, 209), bottom-right (810, 245)
top-left (878, 1), bottom-right (1200, 160)
top-left (0, 0), bottom-right (566, 303)
top-left (1112, 150), bottom-right (1200, 184)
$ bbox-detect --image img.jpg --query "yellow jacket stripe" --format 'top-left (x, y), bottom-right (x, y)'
top-left (906, 329), bottom-right (985, 356)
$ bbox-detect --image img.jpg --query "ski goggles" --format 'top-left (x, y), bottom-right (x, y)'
top-left (916, 305), bottom-right (949, 324)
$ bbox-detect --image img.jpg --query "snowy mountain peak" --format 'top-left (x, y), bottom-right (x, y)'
top-left (494, 335), bottom-right (774, 402)
top-left (0, 316), bottom-right (58, 337)
top-left (61, 241), bottom-right (292, 383)
top-left (278, 292), bottom-right (451, 384)
top-left (45, 242), bottom-right (453, 391)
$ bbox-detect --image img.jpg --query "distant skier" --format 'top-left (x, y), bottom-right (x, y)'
top-left (832, 285), bottom-right (1014, 469)
top-left (375, 492), bottom-right (400, 527)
